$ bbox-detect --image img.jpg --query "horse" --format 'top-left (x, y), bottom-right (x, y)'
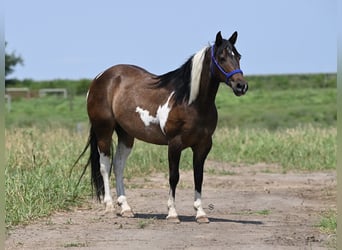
top-left (79, 31), bottom-right (248, 223)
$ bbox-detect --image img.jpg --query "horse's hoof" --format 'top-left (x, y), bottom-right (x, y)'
top-left (121, 209), bottom-right (135, 218)
top-left (196, 216), bottom-right (210, 224)
top-left (104, 204), bottom-right (115, 213)
top-left (166, 216), bottom-right (180, 224)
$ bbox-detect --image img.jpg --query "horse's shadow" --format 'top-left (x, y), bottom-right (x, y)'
top-left (134, 213), bottom-right (263, 225)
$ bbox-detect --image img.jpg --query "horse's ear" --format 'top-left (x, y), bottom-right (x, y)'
top-left (229, 31), bottom-right (238, 45)
top-left (215, 31), bottom-right (223, 47)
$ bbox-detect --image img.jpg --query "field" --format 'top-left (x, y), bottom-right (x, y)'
top-left (5, 74), bottom-right (337, 249)
top-left (5, 73), bottom-right (337, 130)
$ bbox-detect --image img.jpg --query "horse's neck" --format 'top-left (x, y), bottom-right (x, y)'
top-left (196, 53), bottom-right (220, 108)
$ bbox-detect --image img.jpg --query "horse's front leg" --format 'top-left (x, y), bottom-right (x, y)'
top-left (166, 142), bottom-right (182, 223)
top-left (192, 138), bottom-right (212, 223)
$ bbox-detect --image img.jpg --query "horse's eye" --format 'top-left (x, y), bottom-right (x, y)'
top-left (219, 55), bottom-right (226, 62)
top-left (227, 49), bottom-right (235, 57)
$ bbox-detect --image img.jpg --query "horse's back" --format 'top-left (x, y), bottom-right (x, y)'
top-left (94, 64), bottom-right (156, 84)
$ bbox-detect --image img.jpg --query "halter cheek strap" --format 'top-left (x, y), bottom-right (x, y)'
top-left (211, 46), bottom-right (243, 85)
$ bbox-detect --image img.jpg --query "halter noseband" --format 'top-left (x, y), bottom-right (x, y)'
top-left (211, 45), bottom-right (243, 85)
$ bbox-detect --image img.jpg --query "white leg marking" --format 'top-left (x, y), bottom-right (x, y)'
top-left (117, 195), bottom-right (132, 214)
top-left (194, 191), bottom-right (207, 219)
top-left (135, 92), bottom-right (174, 134)
top-left (189, 47), bottom-right (207, 104)
top-left (99, 152), bottom-right (114, 212)
top-left (113, 142), bottom-right (133, 216)
top-left (167, 190), bottom-right (178, 219)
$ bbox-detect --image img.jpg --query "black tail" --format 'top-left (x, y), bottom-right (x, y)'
top-left (71, 126), bottom-right (107, 201)
top-left (89, 126), bottom-right (105, 200)
top-left (70, 136), bottom-right (91, 192)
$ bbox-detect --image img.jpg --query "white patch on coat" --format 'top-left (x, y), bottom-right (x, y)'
top-left (156, 92), bottom-right (174, 133)
top-left (135, 107), bottom-right (158, 126)
top-left (135, 92), bottom-right (174, 134)
top-left (188, 46), bottom-right (208, 104)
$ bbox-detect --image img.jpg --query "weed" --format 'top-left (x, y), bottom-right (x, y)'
top-left (233, 209), bottom-right (271, 216)
top-left (64, 242), bottom-right (88, 248)
top-left (318, 210), bottom-right (337, 234)
top-left (317, 209), bottom-right (337, 249)
top-left (138, 218), bottom-right (155, 229)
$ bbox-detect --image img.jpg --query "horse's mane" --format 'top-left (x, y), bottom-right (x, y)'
top-left (154, 46), bottom-right (209, 104)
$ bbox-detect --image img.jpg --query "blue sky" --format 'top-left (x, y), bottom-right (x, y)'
top-left (5, 0), bottom-right (337, 80)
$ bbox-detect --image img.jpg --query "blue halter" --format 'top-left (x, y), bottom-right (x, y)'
top-left (211, 45), bottom-right (243, 85)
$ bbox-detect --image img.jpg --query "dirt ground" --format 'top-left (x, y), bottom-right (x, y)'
top-left (6, 161), bottom-right (336, 250)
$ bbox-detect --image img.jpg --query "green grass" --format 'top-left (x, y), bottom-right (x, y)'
top-left (210, 126), bottom-right (336, 171)
top-left (5, 96), bottom-right (88, 129)
top-left (6, 73), bottom-right (336, 92)
top-left (5, 85), bottom-right (336, 131)
top-left (247, 73), bottom-right (336, 90)
top-left (126, 125), bottom-right (336, 174)
top-left (216, 86), bottom-right (336, 129)
top-left (318, 210), bottom-right (337, 234)
top-left (5, 128), bottom-right (91, 228)
top-left (317, 210), bottom-right (337, 248)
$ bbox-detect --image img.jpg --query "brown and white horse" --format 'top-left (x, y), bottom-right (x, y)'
top-left (80, 31), bottom-right (248, 223)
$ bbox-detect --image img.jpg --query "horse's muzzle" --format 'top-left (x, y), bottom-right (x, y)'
top-left (232, 81), bottom-right (248, 96)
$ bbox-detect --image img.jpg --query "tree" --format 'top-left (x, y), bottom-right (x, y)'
top-left (5, 42), bottom-right (24, 78)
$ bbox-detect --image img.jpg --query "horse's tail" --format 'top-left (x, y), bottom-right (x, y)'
top-left (71, 125), bottom-right (105, 201)
top-left (88, 126), bottom-right (105, 200)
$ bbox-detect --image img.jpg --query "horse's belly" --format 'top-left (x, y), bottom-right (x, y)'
top-left (135, 132), bottom-right (168, 145)
top-left (119, 120), bottom-right (169, 145)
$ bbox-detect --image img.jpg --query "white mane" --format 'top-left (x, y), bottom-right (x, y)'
top-left (188, 46), bottom-right (208, 104)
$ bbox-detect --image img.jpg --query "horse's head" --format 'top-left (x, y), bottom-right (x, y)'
top-left (211, 31), bottom-right (248, 96)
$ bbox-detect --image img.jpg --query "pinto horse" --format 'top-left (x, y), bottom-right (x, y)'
top-left (81, 31), bottom-right (248, 223)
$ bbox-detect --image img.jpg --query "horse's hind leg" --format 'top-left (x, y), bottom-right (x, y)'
top-left (94, 123), bottom-right (115, 212)
top-left (114, 128), bottom-right (134, 217)
top-left (99, 151), bottom-right (114, 212)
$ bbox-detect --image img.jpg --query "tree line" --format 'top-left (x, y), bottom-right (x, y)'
top-left (5, 43), bottom-right (336, 93)
top-left (5, 42), bottom-right (23, 79)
